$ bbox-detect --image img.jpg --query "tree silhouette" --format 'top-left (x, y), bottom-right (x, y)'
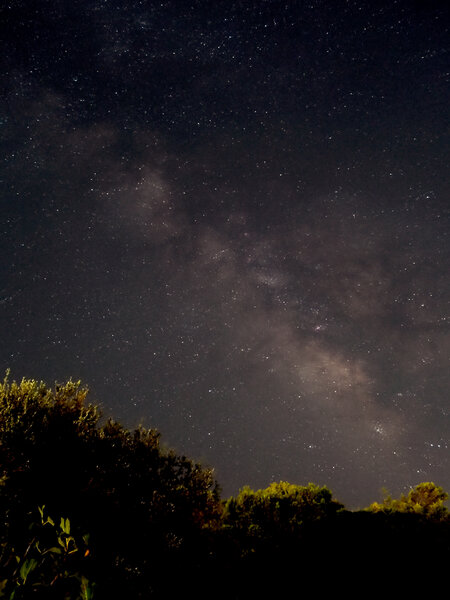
top-left (1, 372), bottom-right (449, 598)
top-left (0, 373), bottom-right (220, 597)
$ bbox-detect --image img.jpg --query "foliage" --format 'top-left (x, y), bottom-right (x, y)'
top-left (224, 481), bottom-right (343, 529)
top-left (222, 480), bottom-right (343, 555)
top-left (0, 371), bottom-right (449, 596)
top-left (0, 373), bottom-right (220, 597)
top-left (367, 482), bottom-right (449, 518)
top-left (0, 506), bottom-right (94, 599)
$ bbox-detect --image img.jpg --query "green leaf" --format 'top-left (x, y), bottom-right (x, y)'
top-left (41, 514), bottom-right (55, 527)
top-left (60, 517), bottom-right (70, 535)
top-left (80, 576), bottom-right (95, 600)
top-left (19, 558), bottom-right (37, 583)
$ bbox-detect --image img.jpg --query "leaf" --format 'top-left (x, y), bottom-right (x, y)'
top-left (41, 514), bottom-right (55, 527)
top-left (60, 518), bottom-right (70, 535)
top-left (80, 576), bottom-right (95, 600)
top-left (19, 558), bottom-right (37, 583)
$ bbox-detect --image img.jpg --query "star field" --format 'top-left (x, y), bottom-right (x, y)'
top-left (0, 0), bottom-right (449, 507)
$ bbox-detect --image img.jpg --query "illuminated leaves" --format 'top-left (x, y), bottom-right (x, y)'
top-left (368, 482), bottom-right (448, 519)
top-left (0, 506), bottom-right (94, 599)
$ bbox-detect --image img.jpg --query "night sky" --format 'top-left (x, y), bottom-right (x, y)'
top-left (1, 0), bottom-right (449, 507)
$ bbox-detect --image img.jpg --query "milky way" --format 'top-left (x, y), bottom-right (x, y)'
top-left (1, 1), bottom-right (449, 506)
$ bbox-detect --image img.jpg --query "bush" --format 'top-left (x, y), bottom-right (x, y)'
top-left (368, 482), bottom-right (449, 519)
top-left (0, 373), bottom-right (220, 597)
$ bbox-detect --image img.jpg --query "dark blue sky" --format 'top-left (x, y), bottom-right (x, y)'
top-left (1, 0), bottom-right (449, 507)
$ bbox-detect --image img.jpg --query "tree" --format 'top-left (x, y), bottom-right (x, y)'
top-left (2, 372), bottom-right (448, 597)
top-left (218, 482), bottom-right (344, 595)
top-left (368, 482), bottom-right (449, 519)
top-left (0, 373), bottom-right (221, 598)
top-left (223, 481), bottom-right (343, 548)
